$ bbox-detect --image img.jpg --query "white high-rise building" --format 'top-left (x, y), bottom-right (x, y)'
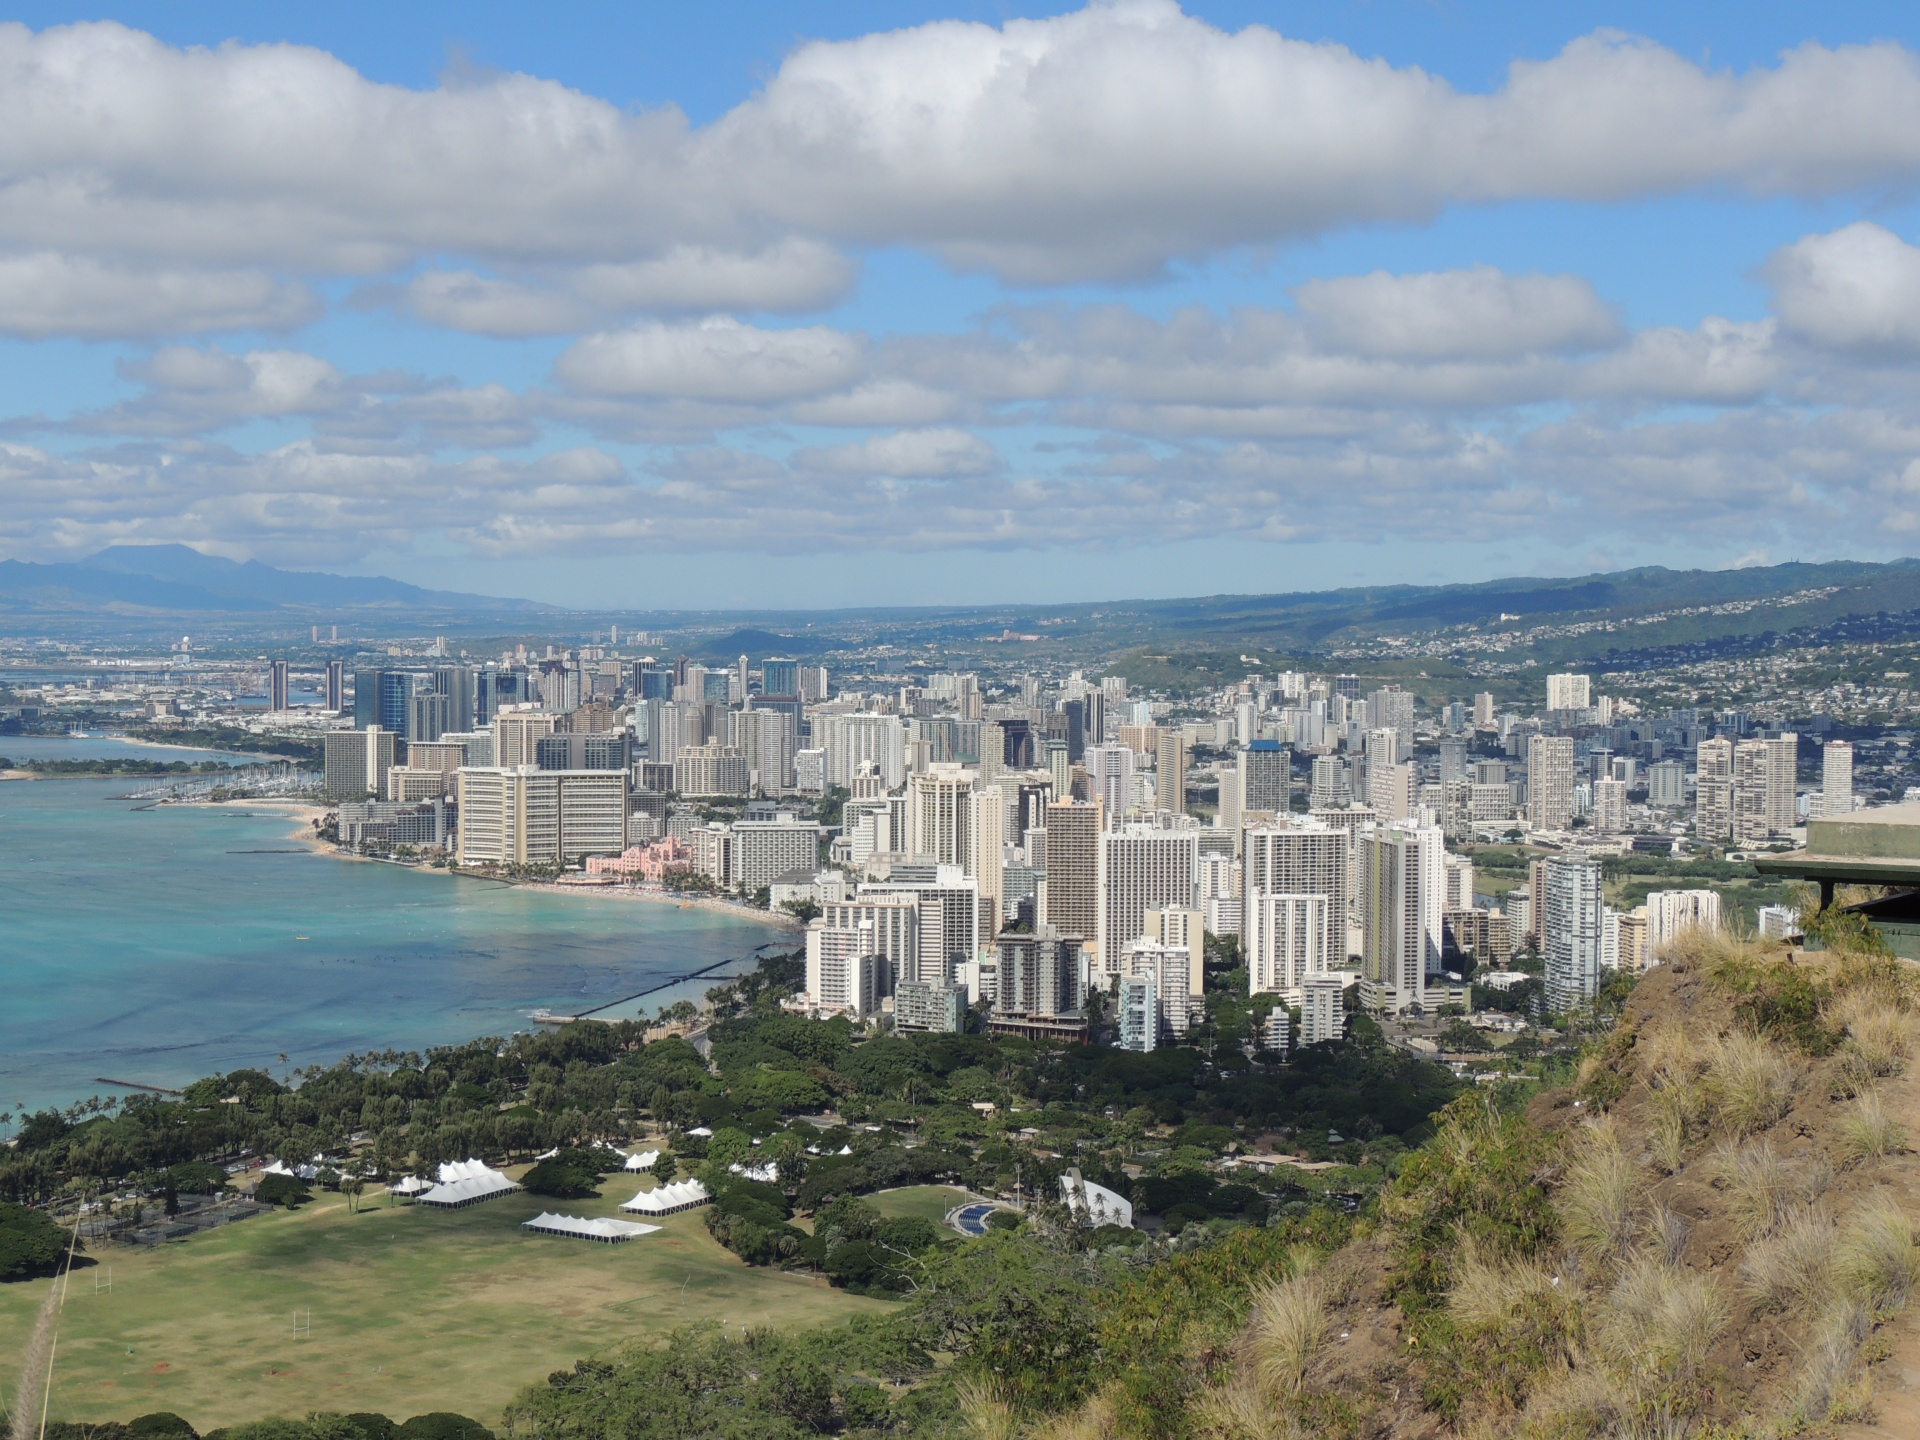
top-left (1123, 938), bottom-right (1194, 1038)
top-left (1309, 755), bottom-right (1347, 809)
top-left (1356, 826), bottom-right (1434, 1015)
top-left (818, 713), bottom-right (907, 790)
top-left (1648, 760), bottom-right (1686, 808)
top-left (820, 894), bottom-right (920, 994)
top-left (1592, 777), bottom-right (1627, 833)
top-left (1733, 734), bottom-right (1798, 844)
top-left (1645, 889), bottom-right (1722, 962)
top-left (1301, 972), bottom-right (1347, 1046)
top-left (1528, 735), bottom-right (1576, 831)
top-left (1243, 823), bottom-right (1350, 988)
top-left (456, 766), bottom-right (628, 866)
top-left (1117, 974), bottom-right (1159, 1052)
top-left (1822, 740), bottom-right (1854, 819)
top-left (1546, 674), bottom-right (1592, 712)
top-left (805, 920), bottom-right (880, 1017)
top-left (1543, 856), bottom-right (1604, 1011)
top-left (908, 763), bottom-right (976, 872)
top-left (1144, 906), bottom-right (1203, 1017)
top-left (1096, 825), bottom-right (1199, 982)
top-left (1083, 744), bottom-right (1135, 823)
top-left (1696, 736), bottom-right (1734, 840)
top-left (1247, 893), bottom-right (1330, 1001)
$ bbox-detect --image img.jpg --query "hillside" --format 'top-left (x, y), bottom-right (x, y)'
top-left (1021, 935), bottom-right (1920, 1440)
top-left (0, 545), bottom-right (544, 618)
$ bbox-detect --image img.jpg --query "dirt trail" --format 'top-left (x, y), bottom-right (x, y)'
top-left (1839, 1059), bottom-right (1920, 1438)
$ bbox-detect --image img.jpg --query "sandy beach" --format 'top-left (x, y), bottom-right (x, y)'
top-left (200, 797), bottom-right (802, 931)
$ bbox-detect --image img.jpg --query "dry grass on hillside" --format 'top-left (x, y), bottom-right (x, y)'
top-left (1086, 931), bottom-right (1920, 1440)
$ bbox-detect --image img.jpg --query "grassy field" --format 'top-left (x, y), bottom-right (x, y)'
top-left (0, 1176), bottom-right (889, 1430)
top-left (867, 1185), bottom-right (979, 1229)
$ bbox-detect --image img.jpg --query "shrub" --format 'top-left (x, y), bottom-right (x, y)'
top-left (253, 1175), bottom-right (311, 1209)
top-left (1597, 1257), bottom-right (1728, 1410)
top-left (126, 1415), bottom-right (198, 1439)
top-left (397, 1415), bottom-right (494, 1440)
top-left (0, 1200), bottom-right (69, 1280)
top-left (519, 1161), bottom-right (600, 1198)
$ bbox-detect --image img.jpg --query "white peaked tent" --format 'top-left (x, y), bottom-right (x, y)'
top-left (523, 1212), bottom-right (660, 1242)
top-left (621, 1179), bottom-right (710, 1215)
top-left (388, 1175), bottom-right (431, 1200)
top-left (418, 1158), bottom-right (519, 1208)
top-left (623, 1150), bottom-right (662, 1172)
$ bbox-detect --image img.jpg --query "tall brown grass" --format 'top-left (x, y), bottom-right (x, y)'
top-left (1840, 1088), bottom-right (1909, 1162)
top-left (1740, 1208), bottom-right (1839, 1314)
top-left (1646, 1086), bottom-right (1693, 1174)
top-left (1245, 1273), bottom-right (1327, 1399)
top-left (1838, 1193), bottom-right (1920, 1316)
top-left (1702, 1030), bottom-right (1797, 1135)
top-left (1558, 1117), bottom-right (1647, 1263)
top-left (1713, 1138), bottom-right (1831, 1241)
top-left (1830, 990), bottom-right (1914, 1095)
top-left (955, 1376), bottom-right (1021, 1440)
top-left (1608, 1260), bottom-right (1727, 1388)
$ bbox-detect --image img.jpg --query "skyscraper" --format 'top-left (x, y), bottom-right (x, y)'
top-left (1528, 734), bottom-right (1576, 831)
top-left (269, 660), bottom-right (289, 712)
top-left (1822, 740), bottom-right (1854, 819)
top-left (1041, 798), bottom-right (1103, 947)
top-left (1546, 674), bottom-right (1592, 712)
top-left (1357, 826), bottom-right (1432, 1014)
top-left (1696, 736), bottom-right (1734, 839)
top-left (1543, 855), bottom-right (1604, 1011)
top-left (1154, 730), bottom-right (1188, 815)
top-left (325, 659), bottom-right (344, 714)
top-left (1247, 892), bottom-right (1330, 1002)
top-left (1243, 739), bottom-right (1290, 813)
top-left (1733, 734), bottom-right (1798, 844)
top-left (1096, 824), bottom-right (1197, 982)
top-left (1083, 744), bottom-right (1134, 822)
top-left (1592, 777), bottom-right (1627, 833)
top-left (908, 763), bottom-right (976, 871)
top-left (1243, 823), bottom-right (1349, 988)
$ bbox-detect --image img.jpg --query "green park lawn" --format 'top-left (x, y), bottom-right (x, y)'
top-left (0, 1177), bottom-right (888, 1430)
top-left (867, 1185), bottom-right (980, 1229)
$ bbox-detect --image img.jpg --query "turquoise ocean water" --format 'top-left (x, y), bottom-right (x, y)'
top-left (0, 738), bottom-right (778, 1120)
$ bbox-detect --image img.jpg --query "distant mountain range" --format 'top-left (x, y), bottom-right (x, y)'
top-left (0, 545), bottom-right (546, 617)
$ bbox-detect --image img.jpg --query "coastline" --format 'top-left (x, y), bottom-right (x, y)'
top-left (519, 880), bottom-right (803, 931)
top-left (191, 796), bottom-right (802, 932)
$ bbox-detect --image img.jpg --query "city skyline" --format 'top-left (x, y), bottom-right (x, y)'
top-left (4, 3), bottom-right (1920, 605)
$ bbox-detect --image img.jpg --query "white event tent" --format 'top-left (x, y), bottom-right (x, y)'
top-left (621, 1179), bottom-right (710, 1215)
top-left (623, 1150), bottom-right (661, 1172)
top-left (418, 1158), bottom-right (519, 1208)
top-left (523, 1212), bottom-right (660, 1243)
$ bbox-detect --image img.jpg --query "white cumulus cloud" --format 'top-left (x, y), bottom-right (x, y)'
top-left (555, 317), bottom-right (868, 402)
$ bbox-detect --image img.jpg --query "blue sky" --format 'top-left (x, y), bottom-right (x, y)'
top-left (7, 2), bottom-right (1920, 607)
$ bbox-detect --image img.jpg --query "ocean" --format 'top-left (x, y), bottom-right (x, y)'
top-left (0, 738), bottom-right (780, 1120)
